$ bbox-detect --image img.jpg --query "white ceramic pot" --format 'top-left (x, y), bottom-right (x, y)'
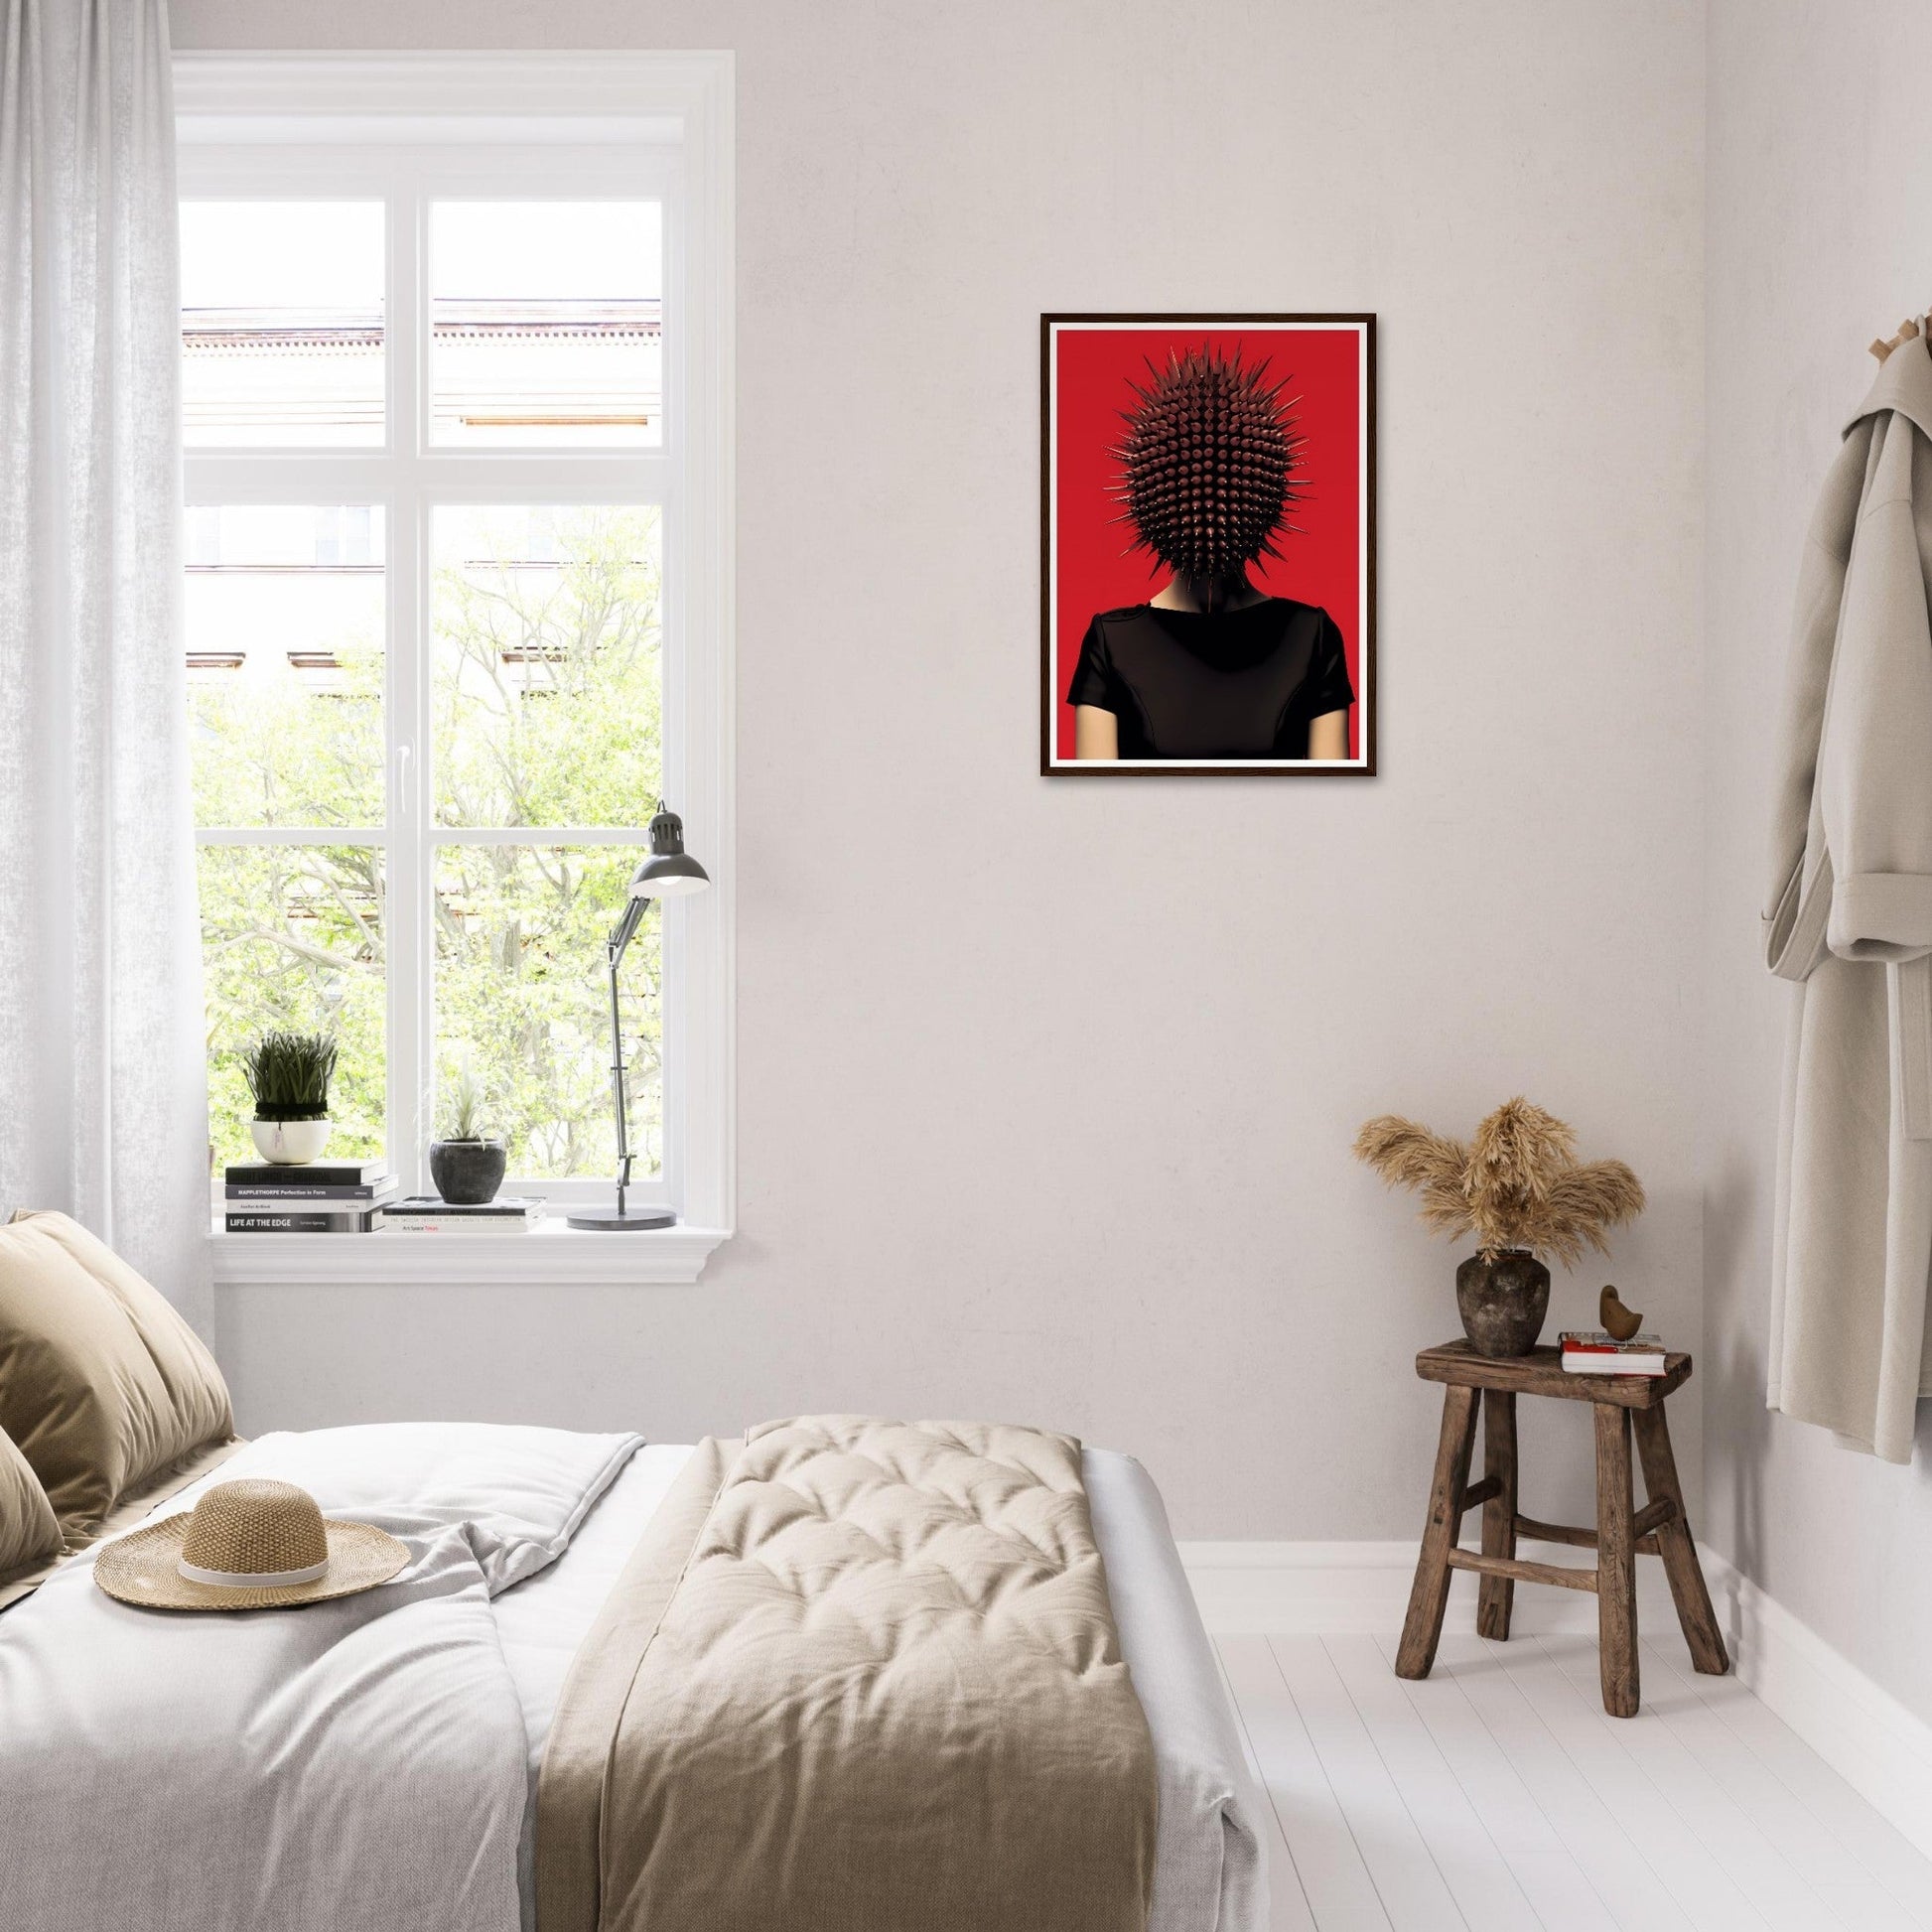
top-left (250, 1118), bottom-right (333, 1166)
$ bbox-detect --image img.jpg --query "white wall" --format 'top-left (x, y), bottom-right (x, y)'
top-left (174, 0), bottom-right (1707, 1541)
top-left (1703, 0), bottom-right (1932, 1726)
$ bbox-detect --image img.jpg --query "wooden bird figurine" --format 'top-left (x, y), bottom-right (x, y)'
top-left (1599, 1285), bottom-right (1643, 1341)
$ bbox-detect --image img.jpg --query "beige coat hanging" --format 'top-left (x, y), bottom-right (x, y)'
top-left (1765, 334), bottom-right (1932, 1461)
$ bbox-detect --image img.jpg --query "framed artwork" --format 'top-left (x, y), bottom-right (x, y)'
top-left (1040, 313), bottom-right (1375, 775)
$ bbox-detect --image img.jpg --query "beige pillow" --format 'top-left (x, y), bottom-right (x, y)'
top-left (0, 1211), bottom-right (233, 1534)
top-left (0, 1422), bottom-right (62, 1584)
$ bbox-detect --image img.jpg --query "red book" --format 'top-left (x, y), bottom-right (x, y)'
top-left (1560, 1329), bottom-right (1664, 1353)
top-left (1558, 1329), bottom-right (1667, 1375)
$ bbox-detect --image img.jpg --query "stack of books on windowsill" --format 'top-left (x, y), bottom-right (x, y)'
top-left (1559, 1329), bottom-right (1669, 1376)
top-left (223, 1160), bottom-right (396, 1233)
top-left (378, 1196), bottom-right (547, 1235)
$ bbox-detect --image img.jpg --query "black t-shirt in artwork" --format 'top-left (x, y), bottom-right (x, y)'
top-left (1066, 599), bottom-right (1354, 759)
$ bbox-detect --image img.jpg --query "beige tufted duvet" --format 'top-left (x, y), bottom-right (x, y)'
top-left (535, 1417), bottom-right (1160, 1932)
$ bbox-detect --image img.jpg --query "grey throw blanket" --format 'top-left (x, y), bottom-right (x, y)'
top-left (0, 1424), bottom-right (638, 1932)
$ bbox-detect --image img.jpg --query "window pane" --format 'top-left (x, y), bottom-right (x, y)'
top-left (187, 507), bottom-right (385, 829)
top-left (199, 844), bottom-right (387, 1168)
top-left (432, 506), bottom-right (661, 828)
top-left (182, 202), bottom-right (384, 447)
top-left (434, 845), bottom-right (659, 1180)
top-left (429, 203), bottom-right (661, 447)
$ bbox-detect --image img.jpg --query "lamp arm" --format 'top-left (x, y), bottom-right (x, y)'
top-left (606, 933), bottom-right (632, 1216)
top-left (605, 892), bottom-right (657, 1218)
top-left (609, 894), bottom-right (648, 961)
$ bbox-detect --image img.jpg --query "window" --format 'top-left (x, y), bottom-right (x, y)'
top-left (429, 204), bottom-right (662, 448)
top-left (177, 56), bottom-right (735, 1279)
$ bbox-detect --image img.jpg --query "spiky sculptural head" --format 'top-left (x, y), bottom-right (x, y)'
top-left (1112, 345), bottom-right (1305, 584)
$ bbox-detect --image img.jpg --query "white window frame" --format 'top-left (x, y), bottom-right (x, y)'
top-left (179, 54), bottom-right (735, 1285)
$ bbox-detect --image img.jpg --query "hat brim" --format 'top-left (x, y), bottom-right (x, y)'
top-left (93, 1514), bottom-right (410, 1611)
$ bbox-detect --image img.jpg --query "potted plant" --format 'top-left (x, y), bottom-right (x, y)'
top-left (428, 1068), bottom-right (508, 1206)
top-left (1353, 1097), bottom-right (1645, 1357)
top-left (243, 1031), bottom-right (339, 1166)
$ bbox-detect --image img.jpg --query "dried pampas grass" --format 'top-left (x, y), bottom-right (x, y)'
top-left (1351, 1117), bottom-right (1471, 1238)
top-left (1353, 1097), bottom-right (1644, 1267)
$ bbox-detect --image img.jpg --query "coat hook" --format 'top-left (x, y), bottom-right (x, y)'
top-left (1871, 315), bottom-right (1926, 363)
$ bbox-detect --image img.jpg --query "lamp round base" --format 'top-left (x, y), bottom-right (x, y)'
top-left (566, 1206), bottom-right (678, 1231)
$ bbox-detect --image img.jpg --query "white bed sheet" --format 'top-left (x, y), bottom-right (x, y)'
top-left (491, 1443), bottom-right (1266, 1932)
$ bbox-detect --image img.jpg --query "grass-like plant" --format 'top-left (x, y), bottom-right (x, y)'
top-left (1353, 1096), bottom-right (1645, 1268)
top-left (437, 1066), bottom-right (495, 1144)
top-left (242, 1031), bottom-right (338, 1122)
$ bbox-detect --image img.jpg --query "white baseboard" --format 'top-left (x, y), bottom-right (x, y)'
top-left (1176, 1537), bottom-right (1678, 1637)
top-left (1179, 1537), bottom-right (1932, 1866)
top-left (1698, 1545), bottom-right (1932, 1864)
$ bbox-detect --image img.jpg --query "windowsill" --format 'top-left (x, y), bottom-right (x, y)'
top-left (208, 1218), bottom-right (731, 1286)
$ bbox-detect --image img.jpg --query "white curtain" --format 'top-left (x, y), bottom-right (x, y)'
top-left (0, 0), bottom-right (208, 1328)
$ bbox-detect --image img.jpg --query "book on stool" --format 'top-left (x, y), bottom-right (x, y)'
top-left (1560, 1329), bottom-right (1667, 1376)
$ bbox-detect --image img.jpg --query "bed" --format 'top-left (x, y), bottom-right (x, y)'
top-left (0, 1210), bottom-right (1264, 1932)
top-left (0, 1421), bottom-right (1267, 1932)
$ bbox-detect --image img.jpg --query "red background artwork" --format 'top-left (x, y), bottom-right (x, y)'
top-left (1047, 321), bottom-right (1366, 763)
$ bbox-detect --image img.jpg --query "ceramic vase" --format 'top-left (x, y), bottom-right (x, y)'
top-left (250, 1117), bottom-right (333, 1166)
top-left (428, 1139), bottom-right (507, 1206)
top-left (1454, 1249), bottom-right (1551, 1357)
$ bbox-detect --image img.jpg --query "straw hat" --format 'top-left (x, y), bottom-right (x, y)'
top-left (93, 1477), bottom-right (409, 1611)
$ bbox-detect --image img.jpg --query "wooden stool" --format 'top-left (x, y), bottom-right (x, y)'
top-left (1394, 1339), bottom-right (1727, 1717)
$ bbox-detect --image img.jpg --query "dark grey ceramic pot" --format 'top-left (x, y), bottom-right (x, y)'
top-left (428, 1138), bottom-right (507, 1206)
top-left (1454, 1250), bottom-right (1551, 1357)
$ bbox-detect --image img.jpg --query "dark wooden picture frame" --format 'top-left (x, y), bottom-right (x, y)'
top-left (1040, 312), bottom-right (1377, 776)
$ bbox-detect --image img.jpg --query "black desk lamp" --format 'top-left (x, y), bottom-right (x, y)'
top-left (567, 804), bottom-right (709, 1230)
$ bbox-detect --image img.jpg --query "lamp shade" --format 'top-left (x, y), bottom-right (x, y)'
top-left (629, 805), bottom-right (710, 899)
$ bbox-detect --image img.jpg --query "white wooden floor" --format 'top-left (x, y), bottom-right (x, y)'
top-left (1215, 1629), bottom-right (1932, 1931)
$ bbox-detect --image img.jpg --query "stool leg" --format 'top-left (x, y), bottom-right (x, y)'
top-left (1476, 1389), bottom-right (1518, 1641)
top-left (1397, 1384), bottom-right (1478, 1680)
top-left (1632, 1405), bottom-right (1729, 1676)
top-left (1593, 1403), bottom-right (1640, 1718)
